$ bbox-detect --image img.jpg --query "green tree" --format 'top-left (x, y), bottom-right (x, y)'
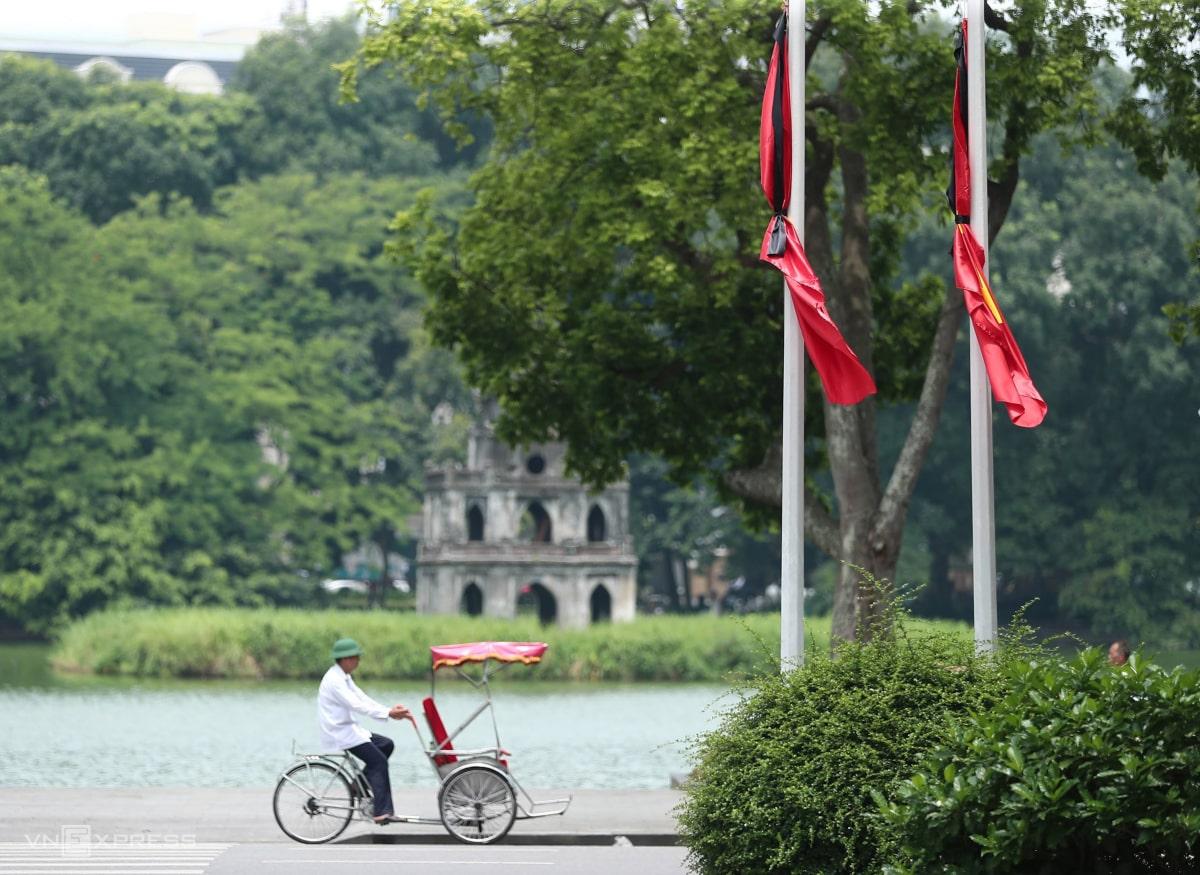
top-left (1104, 1), bottom-right (1200, 340)
top-left (230, 15), bottom-right (449, 178)
top-left (98, 173), bottom-right (473, 606)
top-left (346, 0), bottom-right (1115, 642)
top-left (0, 56), bottom-right (258, 223)
top-left (628, 455), bottom-right (780, 611)
top-left (895, 134), bottom-right (1200, 645)
top-left (0, 168), bottom-right (472, 631)
top-left (0, 26), bottom-right (485, 227)
top-left (0, 169), bottom-right (284, 632)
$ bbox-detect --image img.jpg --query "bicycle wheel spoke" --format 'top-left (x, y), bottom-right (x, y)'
top-left (273, 761), bottom-right (356, 844)
top-left (439, 766), bottom-right (517, 845)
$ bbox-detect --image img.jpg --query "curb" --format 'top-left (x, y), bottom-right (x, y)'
top-left (339, 833), bottom-right (681, 847)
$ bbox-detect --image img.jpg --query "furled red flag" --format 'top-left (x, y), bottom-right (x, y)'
top-left (759, 15), bottom-right (876, 406)
top-left (949, 20), bottom-right (1046, 428)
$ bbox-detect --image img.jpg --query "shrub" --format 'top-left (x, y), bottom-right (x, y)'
top-left (880, 650), bottom-right (1200, 873)
top-left (677, 614), bottom-right (1012, 874)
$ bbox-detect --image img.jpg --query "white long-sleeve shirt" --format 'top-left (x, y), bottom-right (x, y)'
top-left (317, 663), bottom-right (390, 751)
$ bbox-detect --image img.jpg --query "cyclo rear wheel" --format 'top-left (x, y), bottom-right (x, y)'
top-left (273, 760), bottom-right (356, 844)
top-left (438, 764), bottom-right (517, 845)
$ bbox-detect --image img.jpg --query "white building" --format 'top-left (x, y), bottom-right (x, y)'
top-left (0, 14), bottom-right (263, 95)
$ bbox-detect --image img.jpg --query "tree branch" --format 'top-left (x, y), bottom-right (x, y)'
top-left (987, 159), bottom-right (1020, 246)
top-left (833, 110), bottom-right (874, 370)
top-left (983, 3), bottom-right (1012, 33)
top-left (983, 4), bottom-right (1031, 242)
top-left (807, 94), bottom-right (840, 115)
top-left (870, 279), bottom-right (961, 551)
top-left (802, 126), bottom-right (837, 279)
top-left (722, 440), bottom-right (841, 558)
top-left (831, 101), bottom-right (880, 493)
top-left (806, 16), bottom-right (831, 67)
top-left (803, 485), bottom-right (841, 560)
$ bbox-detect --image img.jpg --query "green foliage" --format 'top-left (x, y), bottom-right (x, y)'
top-left (347, 0), bottom-right (1112, 499)
top-left (0, 56), bottom-right (257, 223)
top-left (0, 19), bottom-right (485, 226)
top-left (1105, 1), bottom-right (1200, 340)
top-left (100, 173), bottom-right (472, 585)
top-left (896, 134), bottom-right (1200, 643)
top-left (51, 605), bottom-right (967, 682)
top-left (0, 168), bottom-right (470, 632)
top-left (41, 608), bottom-right (910, 681)
top-left (628, 455), bottom-right (780, 606)
top-left (1164, 298), bottom-right (1200, 345)
top-left (0, 167), bottom-right (280, 630)
top-left (678, 597), bottom-right (1018, 874)
top-left (230, 15), bottom-right (473, 177)
top-left (1106, 1), bottom-right (1200, 182)
top-left (881, 650), bottom-right (1200, 873)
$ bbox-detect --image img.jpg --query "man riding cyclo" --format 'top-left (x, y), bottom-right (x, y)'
top-left (318, 638), bottom-right (413, 825)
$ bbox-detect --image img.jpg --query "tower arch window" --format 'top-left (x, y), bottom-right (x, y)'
top-left (590, 584), bottom-right (612, 623)
top-left (460, 582), bottom-right (483, 616)
top-left (466, 505), bottom-right (485, 542)
top-left (587, 505), bottom-right (607, 543)
top-left (519, 501), bottom-right (552, 543)
top-left (517, 582), bottom-right (557, 624)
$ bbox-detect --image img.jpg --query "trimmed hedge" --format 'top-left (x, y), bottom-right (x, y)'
top-left (48, 607), bottom-right (966, 682)
top-left (678, 621), bottom-right (1013, 874)
top-left (880, 650), bottom-right (1200, 873)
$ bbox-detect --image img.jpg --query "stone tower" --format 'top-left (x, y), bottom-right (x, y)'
top-left (416, 416), bottom-right (638, 628)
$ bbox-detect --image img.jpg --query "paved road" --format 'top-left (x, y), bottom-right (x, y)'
top-left (0, 841), bottom-right (689, 875)
top-left (0, 787), bottom-right (681, 844)
top-left (210, 842), bottom-right (688, 874)
top-left (0, 788), bottom-right (688, 873)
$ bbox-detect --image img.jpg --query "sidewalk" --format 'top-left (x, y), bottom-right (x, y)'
top-left (0, 788), bottom-right (682, 846)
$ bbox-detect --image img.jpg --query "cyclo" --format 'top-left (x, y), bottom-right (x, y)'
top-left (272, 641), bottom-right (571, 845)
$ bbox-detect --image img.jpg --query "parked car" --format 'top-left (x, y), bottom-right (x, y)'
top-left (320, 578), bottom-right (411, 594)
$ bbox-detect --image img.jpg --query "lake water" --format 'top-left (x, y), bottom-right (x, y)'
top-left (0, 644), bottom-right (734, 790)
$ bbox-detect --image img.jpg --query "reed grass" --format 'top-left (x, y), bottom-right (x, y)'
top-left (51, 607), bottom-right (967, 682)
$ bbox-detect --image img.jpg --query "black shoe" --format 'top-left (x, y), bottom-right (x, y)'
top-left (373, 815), bottom-right (401, 826)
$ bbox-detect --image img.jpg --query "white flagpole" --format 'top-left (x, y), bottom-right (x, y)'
top-left (780, 0), bottom-right (806, 669)
top-left (966, 0), bottom-right (997, 652)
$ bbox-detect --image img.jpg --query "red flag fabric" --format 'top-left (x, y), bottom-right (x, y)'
top-left (759, 15), bottom-right (875, 406)
top-left (760, 219), bottom-right (877, 405)
top-left (950, 20), bottom-right (1046, 428)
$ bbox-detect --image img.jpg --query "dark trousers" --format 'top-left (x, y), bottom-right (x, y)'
top-left (348, 733), bottom-right (394, 816)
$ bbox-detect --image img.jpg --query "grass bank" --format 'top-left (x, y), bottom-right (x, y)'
top-left (51, 608), bottom-right (968, 682)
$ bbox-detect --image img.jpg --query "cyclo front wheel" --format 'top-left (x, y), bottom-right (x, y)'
top-left (273, 760), bottom-right (356, 844)
top-left (438, 764), bottom-right (517, 845)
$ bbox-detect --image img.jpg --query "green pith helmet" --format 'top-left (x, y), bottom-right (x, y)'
top-left (331, 638), bottom-right (364, 661)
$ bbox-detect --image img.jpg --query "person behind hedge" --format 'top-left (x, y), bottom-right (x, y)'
top-left (1108, 639), bottom-right (1131, 666)
top-left (319, 637), bottom-right (413, 824)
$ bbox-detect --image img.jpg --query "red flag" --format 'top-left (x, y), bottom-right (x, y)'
top-left (950, 20), bottom-right (1046, 428)
top-left (759, 16), bottom-right (875, 406)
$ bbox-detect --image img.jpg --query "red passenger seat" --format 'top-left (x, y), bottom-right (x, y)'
top-left (422, 697), bottom-right (458, 766)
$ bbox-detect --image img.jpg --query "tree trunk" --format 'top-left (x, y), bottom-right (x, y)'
top-left (371, 535), bottom-right (390, 609)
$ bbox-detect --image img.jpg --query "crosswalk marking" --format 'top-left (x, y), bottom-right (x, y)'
top-left (0, 842), bottom-right (229, 875)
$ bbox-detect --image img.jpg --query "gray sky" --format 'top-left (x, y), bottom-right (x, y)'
top-left (2, 0), bottom-right (358, 42)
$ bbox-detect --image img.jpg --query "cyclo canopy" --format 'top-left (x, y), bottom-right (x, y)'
top-left (429, 641), bottom-right (548, 671)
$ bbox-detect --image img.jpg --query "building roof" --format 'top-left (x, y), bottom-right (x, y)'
top-left (8, 48), bottom-right (239, 84)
